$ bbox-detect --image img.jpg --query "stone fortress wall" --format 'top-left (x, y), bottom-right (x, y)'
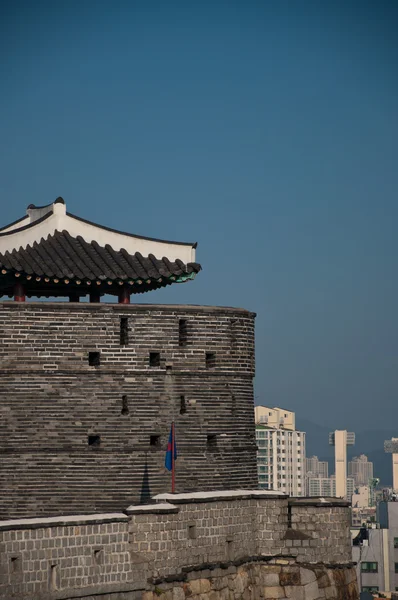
top-left (0, 302), bottom-right (257, 519)
top-left (0, 492), bottom-right (358, 600)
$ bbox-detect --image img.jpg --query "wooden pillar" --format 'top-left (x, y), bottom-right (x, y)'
top-left (89, 292), bottom-right (101, 303)
top-left (118, 287), bottom-right (130, 304)
top-left (69, 294), bottom-right (80, 302)
top-left (14, 282), bottom-right (25, 302)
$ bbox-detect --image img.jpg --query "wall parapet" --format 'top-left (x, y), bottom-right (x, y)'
top-left (0, 513), bottom-right (128, 532)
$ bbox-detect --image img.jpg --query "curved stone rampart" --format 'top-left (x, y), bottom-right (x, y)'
top-left (0, 302), bottom-right (257, 518)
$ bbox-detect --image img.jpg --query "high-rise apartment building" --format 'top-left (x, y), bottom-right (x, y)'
top-left (307, 476), bottom-right (354, 498)
top-left (348, 454), bottom-right (374, 486)
top-left (306, 456), bottom-right (328, 478)
top-left (255, 406), bottom-right (306, 496)
top-left (306, 456), bottom-right (329, 496)
top-left (329, 430), bottom-right (355, 499)
top-left (255, 406), bottom-right (295, 431)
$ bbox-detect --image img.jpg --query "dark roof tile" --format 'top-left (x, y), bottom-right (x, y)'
top-left (0, 231), bottom-right (202, 286)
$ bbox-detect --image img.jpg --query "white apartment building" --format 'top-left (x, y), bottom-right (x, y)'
top-left (255, 406), bottom-right (306, 496)
top-left (255, 406), bottom-right (296, 431)
top-left (307, 475), bottom-right (354, 498)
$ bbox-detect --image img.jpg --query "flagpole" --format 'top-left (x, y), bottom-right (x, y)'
top-left (171, 420), bottom-right (175, 493)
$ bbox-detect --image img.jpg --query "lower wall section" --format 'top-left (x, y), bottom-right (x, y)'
top-left (0, 492), bottom-right (357, 600)
top-left (147, 558), bottom-right (359, 600)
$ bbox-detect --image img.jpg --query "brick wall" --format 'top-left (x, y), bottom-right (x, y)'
top-left (0, 493), bottom-right (356, 600)
top-left (0, 302), bottom-right (257, 519)
top-left (0, 514), bottom-right (140, 600)
top-left (127, 495), bottom-right (289, 578)
top-left (288, 499), bottom-right (353, 563)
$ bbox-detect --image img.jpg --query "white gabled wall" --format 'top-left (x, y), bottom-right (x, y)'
top-left (0, 201), bottom-right (196, 264)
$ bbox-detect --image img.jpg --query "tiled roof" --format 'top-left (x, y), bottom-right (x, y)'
top-left (0, 231), bottom-right (201, 292)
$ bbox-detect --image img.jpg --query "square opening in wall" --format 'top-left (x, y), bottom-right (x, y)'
top-left (121, 395), bottom-right (129, 415)
top-left (149, 352), bottom-right (160, 367)
top-left (50, 564), bottom-right (59, 591)
top-left (88, 352), bottom-right (100, 367)
top-left (93, 548), bottom-right (104, 565)
top-left (10, 556), bottom-right (21, 574)
top-left (150, 435), bottom-right (161, 447)
top-left (179, 319), bottom-right (188, 346)
top-left (180, 395), bottom-right (187, 415)
top-left (205, 352), bottom-right (215, 369)
top-left (188, 524), bottom-right (197, 539)
top-left (88, 435), bottom-right (101, 447)
top-left (207, 433), bottom-right (217, 449)
top-left (120, 317), bottom-right (129, 345)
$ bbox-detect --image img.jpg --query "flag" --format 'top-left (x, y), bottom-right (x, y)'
top-left (165, 423), bottom-right (177, 471)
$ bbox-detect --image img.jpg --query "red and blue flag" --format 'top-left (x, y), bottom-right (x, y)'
top-left (165, 424), bottom-right (177, 471)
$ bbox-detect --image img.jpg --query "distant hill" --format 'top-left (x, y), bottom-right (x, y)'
top-left (296, 418), bottom-right (396, 487)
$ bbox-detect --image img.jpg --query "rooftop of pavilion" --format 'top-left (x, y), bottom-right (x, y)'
top-left (0, 198), bottom-right (201, 300)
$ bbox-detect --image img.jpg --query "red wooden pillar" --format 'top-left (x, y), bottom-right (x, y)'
top-left (14, 282), bottom-right (25, 302)
top-left (89, 293), bottom-right (101, 303)
top-left (118, 286), bottom-right (130, 304)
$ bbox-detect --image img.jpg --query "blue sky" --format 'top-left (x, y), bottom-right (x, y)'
top-left (1, 1), bottom-right (397, 431)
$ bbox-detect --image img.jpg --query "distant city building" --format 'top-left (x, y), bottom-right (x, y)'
top-left (352, 485), bottom-right (371, 509)
top-left (307, 475), bottom-right (354, 498)
top-left (255, 405), bottom-right (295, 431)
top-left (348, 454), bottom-right (374, 486)
top-left (329, 430), bottom-right (355, 499)
top-left (255, 406), bottom-right (305, 496)
top-left (305, 455), bottom-right (328, 493)
top-left (353, 500), bottom-right (398, 594)
top-left (351, 484), bottom-right (378, 529)
top-left (351, 506), bottom-right (376, 528)
top-left (306, 455), bottom-right (329, 478)
top-left (385, 438), bottom-right (398, 493)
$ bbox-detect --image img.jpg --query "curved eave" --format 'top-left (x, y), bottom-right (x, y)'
top-left (0, 269), bottom-right (199, 298)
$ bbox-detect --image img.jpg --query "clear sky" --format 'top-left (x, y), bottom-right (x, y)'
top-left (1, 1), bottom-right (397, 432)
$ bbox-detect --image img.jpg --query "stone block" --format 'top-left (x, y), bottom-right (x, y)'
top-left (279, 568), bottom-right (300, 587)
top-left (263, 586), bottom-right (285, 599)
top-left (316, 572), bottom-right (330, 589)
top-left (261, 573), bottom-right (279, 586)
top-left (200, 580), bottom-right (211, 594)
top-left (324, 586), bottom-right (337, 599)
top-left (173, 587), bottom-right (185, 600)
top-left (220, 587), bottom-right (230, 600)
top-left (284, 587), bottom-right (305, 600)
top-left (188, 580), bottom-right (202, 596)
top-left (299, 568), bottom-right (316, 585)
top-left (303, 581), bottom-right (319, 600)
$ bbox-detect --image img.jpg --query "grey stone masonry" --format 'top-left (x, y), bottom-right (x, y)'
top-left (0, 492), bottom-right (355, 600)
top-left (144, 560), bottom-right (359, 600)
top-left (0, 302), bottom-right (257, 519)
